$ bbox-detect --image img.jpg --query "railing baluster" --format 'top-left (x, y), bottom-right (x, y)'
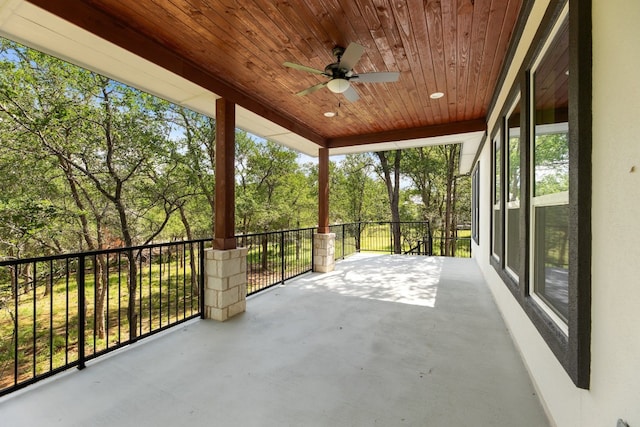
top-left (78, 255), bottom-right (86, 370)
top-left (92, 255), bottom-right (97, 355)
top-left (138, 249), bottom-right (143, 338)
top-left (118, 252), bottom-right (122, 345)
top-left (127, 248), bottom-right (135, 344)
top-left (175, 245), bottom-right (179, 321)
top-left (182, 242), bottom-right (187, 319)
top-left (13, 265), bottom-right (19, 385)
top-left (49, 260), bottom-right (53, 372)
top-left (342, 224), bottom-right (345, 260)
top-left (32, 261), bottom-right (36, 379)
top-left (148, 248), bottom-right (152, 331)
top-left (106, 253), bottom-right (110, 349)
top-left (199, 241), bottom-right (205, 319)
top-left (159, 246), bottom-right (162, 328)
top-left (281, 231), bottom-right (285, 285)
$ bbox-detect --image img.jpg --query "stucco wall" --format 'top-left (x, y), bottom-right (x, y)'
top-left (474, 0), bottom-right (640, 426)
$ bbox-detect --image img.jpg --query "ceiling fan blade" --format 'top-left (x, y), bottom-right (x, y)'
top-left (339, 42), bottom-right (365, 71)
top-left (283, 62), bottom-right (326, 75)
top-left (296, 82), bottom-right (327, 96)
top-left (342, 86), bottom-right (360, 102)
top-left (351, 71), bottom-right (400, 83)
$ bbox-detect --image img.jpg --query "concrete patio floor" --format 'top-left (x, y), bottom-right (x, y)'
top-left (0, 253), bottom-right (549, 426)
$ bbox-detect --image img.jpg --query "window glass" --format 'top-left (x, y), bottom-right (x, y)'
top-left (531, 14), bottom-right (569, 322)
top-left (507, 105), bottom-right (521, 204)
top-left (492, 135), bottom-right (502, 259)
top-left (533, 204), bottom-right (569, 321)
top-left (472, 163), bottom-right (480, 245)
top-left (533, 18), bottom-right (569, 197)
top-left (534, 132), bottom-right (568, 196)
top-left (494, 138), bottom-right (501, 204)
top-left (506, 98), bottom-right (521, 275)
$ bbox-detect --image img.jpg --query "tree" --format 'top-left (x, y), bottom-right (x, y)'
top-left (375, 151), bottom-right (402, 254)
top-left (402, 144), bottom-right (471, 255)
top-left (0, 39), bottom-right (183, 338)
top-left (170, 105), bottom-right (216, 238)
top-left (402, 146), bottom-right (443, 223)
top-left (235, 136), bottom-right (303, 269)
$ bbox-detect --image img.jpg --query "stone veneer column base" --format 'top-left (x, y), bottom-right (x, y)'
top-left (313, 233), bottom-right (336, 273)
top-left (204, 247), bottom-right (248, 321)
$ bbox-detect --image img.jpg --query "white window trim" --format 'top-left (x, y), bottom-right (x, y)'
top-left (528, 4), bottom-right (570, 331)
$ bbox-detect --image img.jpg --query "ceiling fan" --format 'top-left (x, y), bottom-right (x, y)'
top-left (283, 42), bottom-right (400, 102)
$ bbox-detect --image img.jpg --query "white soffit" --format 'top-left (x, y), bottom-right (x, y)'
top-left (235, 108), bottom-right (319, 156)
top-left (0, 1), bottom-right (319, 156)
top-left (330, 130), bottom-right (485, 174)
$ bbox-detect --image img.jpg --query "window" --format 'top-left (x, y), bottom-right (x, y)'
top-left (529, 10), bottom-right (569, 328)
top-left (491, 132), bottom-right (502, 260)
top-left (487, 0), bottom-right (591, 388)
top-left (505, 96), bottom-right (521, 278)
top-left (472, 163), bottom-right (480, 245)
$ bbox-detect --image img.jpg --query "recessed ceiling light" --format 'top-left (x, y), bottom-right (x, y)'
top-left (324, 111), bottom-right (336, 118)
top-left (430, 92), bottom-right (444, 99)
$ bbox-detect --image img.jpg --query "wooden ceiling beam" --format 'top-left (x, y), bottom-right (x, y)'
top-left (25, 0), bottom-right (327, 147)
top-left (326, 119), bottom-right (487, 149)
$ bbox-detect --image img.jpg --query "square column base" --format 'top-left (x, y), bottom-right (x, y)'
top-left (314, 233), bottom-right (336, 273)
top-left (204, 247), bottom-right (248, 321)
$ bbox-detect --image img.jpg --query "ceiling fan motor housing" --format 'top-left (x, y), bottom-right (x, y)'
top-left (325, 62), bottom-right (348, 79)
top-left (326, 46), bottom-right (349, 78)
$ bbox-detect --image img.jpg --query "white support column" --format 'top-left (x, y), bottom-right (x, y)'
top-left (204, 247), bottom-right (248, 321)
top-left (313, 233), bottom-right (336, 273)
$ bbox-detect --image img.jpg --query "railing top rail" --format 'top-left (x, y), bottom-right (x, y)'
top-left (0, 221), bottom-right (432, 266)
top-left (0, 238), bottom-right (212, 267)
top-left (238, 227), bottom-right (316, 239)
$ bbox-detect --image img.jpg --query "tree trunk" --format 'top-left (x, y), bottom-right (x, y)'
top-left (178, 204), bottom-right (198, 294)
top-left (57, 154), bottom-right (111, 339)
top-left (94, 254), bottom-right (108, 339)
top-left (22, 263), bottom-right (31, 294)
top-left (443, 145), bottom-right (458, 256)
top-left (10, 265), bottom-right (17, 300)
top-left (376, 151), bottom-right (402, 254)
top-left (261, 235), bottom-right (269, 271)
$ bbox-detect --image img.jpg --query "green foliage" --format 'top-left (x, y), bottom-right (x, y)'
top-left (330, 153), bottom-right (388, 223)
top-left (401, 145), bottom-right (470, 227)
top-left (236, 135), bottom-right (311, 232)
top-left (0, 36), bottom-right (472, 254)
top-left (534, 133), bottom-right (569, 196)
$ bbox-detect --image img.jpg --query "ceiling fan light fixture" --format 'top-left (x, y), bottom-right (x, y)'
top-left (327, 78), bottom-right (350, 93)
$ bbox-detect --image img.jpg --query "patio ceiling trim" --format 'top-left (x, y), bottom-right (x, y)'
top-left (326, 119), bottom-right (487, 149)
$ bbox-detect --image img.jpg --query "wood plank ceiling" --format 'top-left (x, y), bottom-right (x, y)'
top-left (26, 0), bottom-right (523, 150)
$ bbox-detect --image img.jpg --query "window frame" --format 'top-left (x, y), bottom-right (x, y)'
top-left (487, 0), bottom-right (591, 389)
top-left (505, 94), bottom-right (522, 280)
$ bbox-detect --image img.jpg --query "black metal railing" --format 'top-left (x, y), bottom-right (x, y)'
top-left (0, 240), bottom-right (207, 397)
top-left (0, 220), bottom-right (472, 396)
top-left (330, 223), bottom-right (360, 260)
top-left (333, 221), bottom-right (433, 255)
top-left (238, 227), bottom-right (315, 296)
top-left (431, 236), bottom-right (472, 258)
